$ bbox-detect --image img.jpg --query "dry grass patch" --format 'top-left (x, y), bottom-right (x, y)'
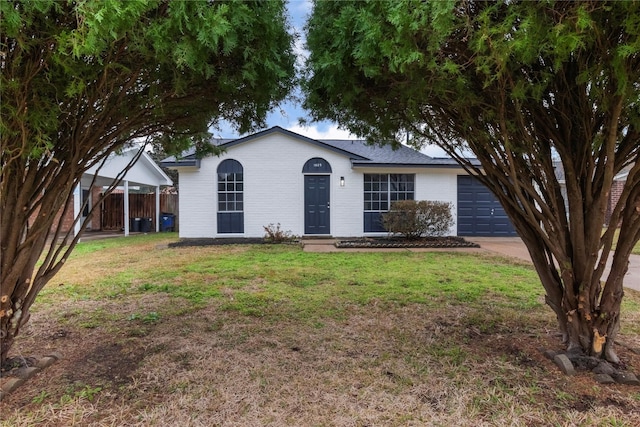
top-left (4, 301), bottom-right (639, 426)
top-left (2, 235), bottom-right (640, 426)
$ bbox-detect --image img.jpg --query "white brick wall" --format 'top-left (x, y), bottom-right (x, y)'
top-left (354, 167), bottom-right (460, 236)
top-left (176, 166), bottom-right (217, 238)
top-left (416, 168), bottom-right (460, 236)
top-left (176, 132), bottom-right (464, 238)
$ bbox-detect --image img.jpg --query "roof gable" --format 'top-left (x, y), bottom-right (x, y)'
top-left (614, 163), bottom-right (634, 181)
top-left (161, 126), bottom-right (462, 168)
top-left (85, 149), bottom-right (173, 187)
top-left (218, 126), bottom-right (369, 160)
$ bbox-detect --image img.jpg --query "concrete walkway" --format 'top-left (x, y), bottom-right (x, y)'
top-left (302, 237), bottom-right (640, 292)
top-left (627, 256), bottom-right (640, 291)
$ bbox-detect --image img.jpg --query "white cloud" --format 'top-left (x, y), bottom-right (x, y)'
top-left (293, 37), bottom-right (308, 64)
top-left (285, 124), bottom-right (358, 140)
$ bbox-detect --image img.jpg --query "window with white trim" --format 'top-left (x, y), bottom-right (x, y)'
top-left (217, 159), bottom-right (244, 233)
top-left (364, 173), bottom-right (414, 232)
top-left (218, 173), bottom-right (243, 212)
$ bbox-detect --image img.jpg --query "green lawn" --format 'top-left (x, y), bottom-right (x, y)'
top-left (3, 233), bottom-right (639, 427)
top-left (43, 235), bottom-right (544, 314)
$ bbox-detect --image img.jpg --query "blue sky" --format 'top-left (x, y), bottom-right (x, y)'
top-left (214, 0), bottom-right (448, 157)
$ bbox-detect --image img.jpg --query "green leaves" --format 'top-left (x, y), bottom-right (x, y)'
top-left (0, 0), bottom-right (24, 35)
top-left (1, 0), bottom-right (297, 362)
top-left (304, 0), bottom-right (640, 147)
top-left (303, 3), bottom-right (640, 358)
top-left (2, 0), bottom-right (296, 160)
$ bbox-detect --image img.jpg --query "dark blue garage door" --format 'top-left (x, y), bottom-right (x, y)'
top-left (457, 176), bottom-right (517, 236)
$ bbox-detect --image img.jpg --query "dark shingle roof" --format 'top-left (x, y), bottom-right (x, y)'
top-left (160, 126), bottom-right (463, 168)
top-left (553, 161), bottom-right (633, 182)
top-left (317, 139), bottom-right (467, 167)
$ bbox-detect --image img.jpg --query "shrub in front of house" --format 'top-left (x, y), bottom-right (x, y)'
top-left (382, 200), bottom-right (454, 239)
top-left (263, 223), bottom-right (297, 243)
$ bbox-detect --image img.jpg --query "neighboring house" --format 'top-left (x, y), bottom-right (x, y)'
top-left (607, 165), bottom-right (632, 226)
top-left (161, 126), bottom-right (516, 239)
top-left (555, 161), bottom-right (632, 226)
top-left (57, 149), bottom-right (174, 237)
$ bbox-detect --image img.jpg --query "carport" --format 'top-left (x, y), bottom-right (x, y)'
top-left (75, 149), bottom-right (173, 237)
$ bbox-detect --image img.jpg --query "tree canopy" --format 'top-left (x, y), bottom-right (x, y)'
top-left (0, 0), bottom-right (296, 363)
top-left (303, 0), bottom-right (640, 362)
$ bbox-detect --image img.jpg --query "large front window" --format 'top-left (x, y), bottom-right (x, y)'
top-left (218, 172), bottom-right (243, 212)
top-left (364, 174), bottom-right (415, 232)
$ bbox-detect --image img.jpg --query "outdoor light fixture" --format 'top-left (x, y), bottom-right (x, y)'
top-left (340, 176), bottom-right (345, 187)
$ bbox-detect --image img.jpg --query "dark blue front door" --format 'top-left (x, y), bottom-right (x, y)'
top-left (305, 175), bottom-right (330, 234)
top-left (457, 176), bottom-right (517, 236)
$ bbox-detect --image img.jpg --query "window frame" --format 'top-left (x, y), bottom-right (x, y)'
top-left (363, 173), bottom-right (415, 212)
top-left (363, 173), bottom-right (415, 233)
top-left (216, 159), bottom-right (244, 234)
top-left (217, 161), bottom-right (244, 213)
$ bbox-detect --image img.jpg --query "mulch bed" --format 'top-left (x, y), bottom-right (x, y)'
top-left (335, 236), bottom-right (480, 248)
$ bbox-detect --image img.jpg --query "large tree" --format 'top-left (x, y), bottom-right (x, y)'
top-left (0, 0), bottom-right (296, 363)
top-left (303, 0), bottom-right (640, 362)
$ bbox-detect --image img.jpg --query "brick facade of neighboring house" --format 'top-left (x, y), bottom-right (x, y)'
top-left (52, 202), bottom-right (75, 234)
top-left (52, 186), bottom-right (103, 234)
top-left (606, 172), bottom-right (630, 226)
top-left (553, 161), bottom-right (631, 227)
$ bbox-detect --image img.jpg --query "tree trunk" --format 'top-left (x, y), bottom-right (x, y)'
top-left (0, 143), bottom-right (151, 365)
top-left (0, 335), bottom-right (14, 366)
top-left (1, 262), bottom-right (39, 366)
top-left (526, 232), bottom-right (630, 363)
top-left (531, 267), bottom-right (626, 362)
top-left (1, 218), bottom-right (55, 366)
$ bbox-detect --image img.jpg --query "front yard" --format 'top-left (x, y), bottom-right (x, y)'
top-left (1, 234), bottom-right (639, 426)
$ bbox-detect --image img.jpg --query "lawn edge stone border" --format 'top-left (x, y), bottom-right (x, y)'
top-left (335, 237), bottom-right (480, 249)
top-left (542, 348), bottom-right (640, 385)
top-left (0, 352), bottom-right (62, 401)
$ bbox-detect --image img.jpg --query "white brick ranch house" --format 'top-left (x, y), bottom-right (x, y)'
top-left (161, 126), bottom-right (516, 239)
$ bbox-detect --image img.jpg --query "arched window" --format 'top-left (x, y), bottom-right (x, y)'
top-left (217, 159), bottom-right (244, 233)
top-left (302, 157), bottom-right (332, 173)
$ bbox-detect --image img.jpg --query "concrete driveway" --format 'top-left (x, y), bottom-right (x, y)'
top-left (467, 237), bottom-right (640, 292)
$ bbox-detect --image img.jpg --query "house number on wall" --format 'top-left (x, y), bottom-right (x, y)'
top-left (314, 163), bottom-right (323, 168)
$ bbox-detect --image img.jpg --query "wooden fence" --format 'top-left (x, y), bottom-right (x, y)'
top-left (101, 193), bottom-right (178, 231)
